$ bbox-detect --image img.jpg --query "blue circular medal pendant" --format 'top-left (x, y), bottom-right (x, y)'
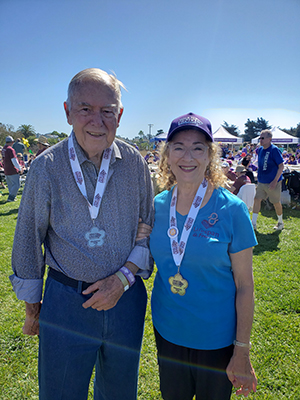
top-left (167, 226), bottom-right (179, 238)
top-left (168, 273), bottom-right (188, 296)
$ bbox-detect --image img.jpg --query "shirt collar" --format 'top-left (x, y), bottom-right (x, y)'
top-left (71, 131), bottom-right (122, 166)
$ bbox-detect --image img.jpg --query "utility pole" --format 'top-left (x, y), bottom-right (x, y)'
top-left (147, 124), bottom-right (154, 150)
top-left (148, 124), bottom-right (154, 138)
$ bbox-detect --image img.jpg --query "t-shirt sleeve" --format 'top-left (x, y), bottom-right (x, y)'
top-left (273, 147), bottom-right (284, 165)
top-left (228, 200), bottom-right (258, 254)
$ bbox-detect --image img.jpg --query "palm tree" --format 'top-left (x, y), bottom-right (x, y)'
top-left (17, 124), bottom-right (36, 139)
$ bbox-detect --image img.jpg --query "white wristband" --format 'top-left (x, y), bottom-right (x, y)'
top-left (115, 271), bottom-right (129, 292)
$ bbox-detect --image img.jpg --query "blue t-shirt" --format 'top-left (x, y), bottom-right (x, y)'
top-left (150, 187), bottom-right (257, 350)
top-left (257, 144), bottom-right (284, 184)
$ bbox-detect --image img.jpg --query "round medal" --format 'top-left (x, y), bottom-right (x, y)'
top-left (167, 226), bottom-right (179, 238)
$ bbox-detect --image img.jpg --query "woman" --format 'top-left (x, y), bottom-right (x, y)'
top-left (226, 151), bottom-right (235, 161)
top-left (241, 157), bottom-right (256, 183)
top-left (286, 154), bottom-right (297, 165)
top-left (150, 113), bottom-right (257, 400)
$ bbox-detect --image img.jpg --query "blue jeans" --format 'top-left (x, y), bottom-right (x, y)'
top-left (39, 276), bottom-right (147, 400)
top-left (5, 174), bottom-right (20, 200)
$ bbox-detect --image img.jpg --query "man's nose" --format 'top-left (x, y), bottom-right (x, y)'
top-left (91, 110), bottom-right (104, 126)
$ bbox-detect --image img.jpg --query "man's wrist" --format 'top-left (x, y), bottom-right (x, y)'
top-left (119, 266), bottom-right (136, 287)
top-left (115, 271), bottom-right (130, 292)
top-left (25, 301), bottom-right (41, 316)
top-left (123, 261), bottom-right (139, 275)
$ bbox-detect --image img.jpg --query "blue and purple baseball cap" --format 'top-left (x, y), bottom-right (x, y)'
top-left (166, 112), bottom-right (213, 142)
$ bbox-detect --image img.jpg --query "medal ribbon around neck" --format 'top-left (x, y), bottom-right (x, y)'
top-left (168, 179), bottom-right (208, 295)
top-left (68, 132), bottom-right (113, 220)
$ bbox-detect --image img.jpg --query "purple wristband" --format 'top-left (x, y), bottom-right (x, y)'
top-left (119, 266), bottom-right (136, 287)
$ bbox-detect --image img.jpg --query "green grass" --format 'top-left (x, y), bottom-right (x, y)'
top-left (1, 188), bottom-right (299, 399)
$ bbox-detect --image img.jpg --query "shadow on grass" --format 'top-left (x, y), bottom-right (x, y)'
top-left (0, 208), bottom-right (19, 217)
top-left (253, 230), bottom-right (282, 255)
top-left (260, 205), bottom-right (300, 220)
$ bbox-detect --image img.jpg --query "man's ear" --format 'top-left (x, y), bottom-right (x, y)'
top-left (117, 108), bottom-right (124, 127)
top-left (64, 102), bottom-right (72, 125)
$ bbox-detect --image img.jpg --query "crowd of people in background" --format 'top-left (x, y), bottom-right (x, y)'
top-left (143, 140), bottom-right (300, 197)
top-left (0, 135), bottom-right (50, 201)
top-left (2, 134), bottom-right (300, 203)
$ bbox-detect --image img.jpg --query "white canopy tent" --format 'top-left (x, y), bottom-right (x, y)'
top-left (213, 126), bottom-right (243, 144)
top-left (150, 132), bottom-right (167, 141)
top-left (251, 127), bottom-right (299, 144)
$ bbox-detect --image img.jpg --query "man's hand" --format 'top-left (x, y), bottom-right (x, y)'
top-left (23, 302), bottom-right (42, 336)
top-left (82, 274), bottom-right (124, 311)
top-left (269, 180), bottom-right (277, 190)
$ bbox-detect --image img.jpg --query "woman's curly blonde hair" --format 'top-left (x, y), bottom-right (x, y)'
top-left (156, 138), bottom-right (227, 191)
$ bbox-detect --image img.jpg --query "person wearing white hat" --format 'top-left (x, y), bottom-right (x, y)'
top-left (1, 136), bottom-right (22, 201)
top-left (35, 136), bottom-right (50, 157)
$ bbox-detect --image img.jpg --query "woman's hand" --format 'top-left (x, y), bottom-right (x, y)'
top-left (135, 218), bottom-right (152, 242)
top-left (226, 348), bottom-right (257, 397)
top-left (229, 248), bottom-right (257, 396)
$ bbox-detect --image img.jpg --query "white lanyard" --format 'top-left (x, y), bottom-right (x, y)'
top-left (168, 179), bottom-right (208, 268)
top-left (68, 133), bottom-right (113, 220)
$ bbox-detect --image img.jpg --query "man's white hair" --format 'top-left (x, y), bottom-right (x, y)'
top-left (66, 68), bottom-right (125, 111)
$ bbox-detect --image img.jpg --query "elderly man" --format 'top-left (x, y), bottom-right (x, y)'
top-left (1, 136), bottom-right (22, 202)
top-left (10, 68), bottom-right (154, 400)
top-left (252, 129), bottom-right (284, 230)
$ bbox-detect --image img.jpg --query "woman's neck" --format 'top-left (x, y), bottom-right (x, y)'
top-left (176, 180), bottom-right (214, 216)
top-left (176, 182), bottom-right (201, 200)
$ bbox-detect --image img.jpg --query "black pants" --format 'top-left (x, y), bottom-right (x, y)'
top-left (154, 328), bottom-right (233, 400)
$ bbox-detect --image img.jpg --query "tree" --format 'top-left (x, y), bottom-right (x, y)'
top-left (255, 117), bottom-right (271, 132)
top-left (282, 123), bottom-right (300, 138)
top-left (58, 132), bottom-right (68, 139)
top-left (222, 121), bottom-right (240, 137)
top-left (0, 122), bottom-right (15, 145)
top-left (243, 119), bottom-right (258, 142)
top-left (27, 135), bottom-right (38, 147)
top-left (138, 130), bottom-right (145, 140)
top-left (17, 124), bottom-right (36, 139)
top-left (243, 117), bottom-right (271, 142)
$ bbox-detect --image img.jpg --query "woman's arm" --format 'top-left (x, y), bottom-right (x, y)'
top-left (226, 247), bottom-right (257, 397)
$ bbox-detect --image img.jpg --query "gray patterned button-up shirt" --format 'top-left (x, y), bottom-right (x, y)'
top-left (10, 133), bottom-right (154, 303)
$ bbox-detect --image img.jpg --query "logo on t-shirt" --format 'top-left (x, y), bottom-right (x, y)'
top-left (192, 213), bottom-right (220, 239)
top-left (263, 152), bottom-right (270, 171)
top-left (202, 212), bottom-right (219, 228)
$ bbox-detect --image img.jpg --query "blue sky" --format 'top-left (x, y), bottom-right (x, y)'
top-left (1, 0), bottom-right (299, 139)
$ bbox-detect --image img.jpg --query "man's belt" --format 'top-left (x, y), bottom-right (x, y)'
top-left (48, 268), bottom-right (93, 292)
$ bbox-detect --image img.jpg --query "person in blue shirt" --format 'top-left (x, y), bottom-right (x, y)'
top-left (149, 113), bottom-right (257, 400)
top-left (251, 130), bottom-right (284, 230)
